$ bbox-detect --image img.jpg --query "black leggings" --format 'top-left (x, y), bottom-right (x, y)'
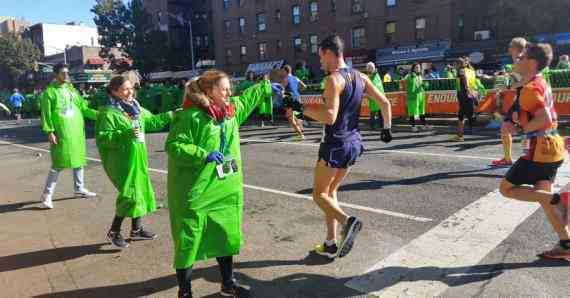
top-left (409, 115), bottom-right (427, 127)
top-left (110, 216), bottom-right (142, 232)
top-left (176, 256), bottom-right (234, 294)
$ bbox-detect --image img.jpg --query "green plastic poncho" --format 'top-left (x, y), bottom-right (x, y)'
top-left (406, 73), bottom-right (426, 117)
top-left (368, 72), bottom-right (384, 113)
top-left (166, 80), bottom-right (272, 269)
top-left (236, 80), bottom-right (255, 95)
top-left (40, 82), bottom-right (98, 169)
top-left (295, 68), bottom-right (310, 82)
top-left (95, 103), bottom-right (172, 218)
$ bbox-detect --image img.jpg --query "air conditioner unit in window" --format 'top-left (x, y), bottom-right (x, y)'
top-left (363, 12), bottom-right (368, 18)
top-left (310, 15), bottom-right (318, 22)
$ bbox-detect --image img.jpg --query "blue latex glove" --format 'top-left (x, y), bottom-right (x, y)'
top-left (206, 151), bottom-right (224, 164)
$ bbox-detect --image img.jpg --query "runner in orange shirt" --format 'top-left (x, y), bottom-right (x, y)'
top-left (499, 43), bottom-right (569, 259)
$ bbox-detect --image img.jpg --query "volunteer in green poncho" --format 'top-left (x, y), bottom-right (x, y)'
top-left (406, 63), bottom-right (429, 132)
top-left (295, 61), bottom-right (310, 82)
top-left (365, 62), bottom-right (385, 130)
top-left (236, 71), bottom-right (256, 95)
top-left (95, 76), bottom-right (173, 248)
top-left (166, 70), bottom-right (273, 298)
top-left (39, 63), bottom-right (98, 209)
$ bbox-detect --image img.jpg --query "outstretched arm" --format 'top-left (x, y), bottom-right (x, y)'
top-left (303, 74), bottom-right (341, 125)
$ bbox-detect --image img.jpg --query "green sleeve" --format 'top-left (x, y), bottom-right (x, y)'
top-left (165, 112), bottom-right (209, 167)
top-left (406, 75), bottom-right (417, 94)
top-left (142, 108), bottom-right (172, 132)
top-left (232, 80), bottom-right (272, 126)
top-left (372, 73), bottom-right (385, 94)
top-left (40, 89), bottom-right (55, 134)
top-left (74, 89), bottom-right (99, 121)
top-left (95, 111), bottom-right (133, 149)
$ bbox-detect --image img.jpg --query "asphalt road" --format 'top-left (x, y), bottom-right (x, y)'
top-left (0, 119), bottom-right (569, 298)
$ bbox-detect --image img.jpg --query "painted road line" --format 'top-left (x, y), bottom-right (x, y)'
top-left (0, 140), bottom-right (433, 223)
top-left (346, 167), bottom-right (570, 297)
top-left (241, 138), bottom-right (497, 161)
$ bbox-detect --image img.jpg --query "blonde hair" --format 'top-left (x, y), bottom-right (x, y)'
top-left (184, 70), bottom-right (231, 108)
top-left (509, 37), bottom-right (527, 51)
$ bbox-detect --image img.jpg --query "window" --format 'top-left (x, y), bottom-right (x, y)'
top-left (195, 36), bottom-right (202, 48)
top-left (240, 45), bottom-right (247, 56)
top-left (225, 48), bottom-right (232, 64)
top-left (223, 0), bottom-right (230, 10)
top-left (352, 0), bottom-right (363, 13)
top-left (387, 0), bottom-right (396, 7)
top-left (474, 30), bottom-right (491, 40)
top-left (309, 35), bottom-right (319, 54)
top-left (258, 42), bottom-right (267, 60)
top-left (275, 9), bottom-right (281, 21)
top-left (224, 20), bottom-right (231, 34)
top-left (238, 0), bottom-right (245, 7)
top-left (331, 0), bottom-right (337, 13)
top-left (309, 2), bottom-right (318, 22)
top-left (351, 27), bottom-right (366, 48)
top-left (203, 35), bottom-right (209, 47)
top-left (239, 17), bottom-right (246, 33)
top-left (276, 40), bottom-right (283, 52)
top-left (292, 5), bottom-right (301, 25)
top-left (256, 13), bottom-right (266, 31)
top-left (385, 21), bottom-right (396, 44)
top-left (415, 17), bottom-right (426, 41)
top-left (293, 36), bottom-right (303, 51)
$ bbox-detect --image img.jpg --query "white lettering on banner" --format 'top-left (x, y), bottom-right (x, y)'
top-left (428, 91), bottom-right (457, 104)
top-left (554, 89), bottom-right (570, 103)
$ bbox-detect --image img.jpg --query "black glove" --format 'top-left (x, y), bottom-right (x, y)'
top-left (380, 129), bottom-right (392, 143)
top-left (283, 92), bottom-right (303, 112)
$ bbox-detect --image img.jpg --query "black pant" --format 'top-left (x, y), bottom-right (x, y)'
top-left (369, 111), bottom-right (383, 129)
top-left (176, 256), bottom-right (234, 295)
top-left (110, 216), bottom-right (142, 232)
top-left (409, 115), bottom-right (427, 127)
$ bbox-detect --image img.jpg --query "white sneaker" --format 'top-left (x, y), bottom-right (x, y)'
top-left (41, 194), bottom-right (53, 209)
top-left (411, 126), bottom-right (419, 133)
top-left (75, 189), bottom-right (97, 199)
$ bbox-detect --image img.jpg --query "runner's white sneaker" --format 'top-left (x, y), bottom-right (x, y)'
top-left (75, 189), bottom-right (97, 199)
top-left (41, 193), bottom-right (53, 209)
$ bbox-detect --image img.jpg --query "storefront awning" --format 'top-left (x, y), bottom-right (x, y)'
top-left (376, 40), bottom-right (450, 66)
top-left (555, 32), bottom-right (570, 45)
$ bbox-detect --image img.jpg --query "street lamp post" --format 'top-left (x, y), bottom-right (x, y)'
top-left (188, 19), bottom-right (196, 72)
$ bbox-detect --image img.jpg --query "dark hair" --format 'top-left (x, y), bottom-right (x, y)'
top-left (107, 76), bottom-right (129, 95)
top-left (319, 35), bottom-right (344, 56)
top-left (283, 65), bottom-right (292, 74)
top-left (53, 63), bottom-right (69, 74)
top-left (525, 43), bottom-right (553, 71)
top-left (269, 69), bottom-right (288, 84)
top-left (411, 63), bottom-right (422, 72)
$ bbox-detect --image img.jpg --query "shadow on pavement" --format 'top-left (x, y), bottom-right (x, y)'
top-left (0, 243), bottom-right (121, 273)
top-left (349, 259), bottom-right (570, 294)
top-left (298, 168), bottom-right (504, 194)
top-left (32, 257), bottom-right (569, 298)
top-left (0, 197), bottom-right (78, 214)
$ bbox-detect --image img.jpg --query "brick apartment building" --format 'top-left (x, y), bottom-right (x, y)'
top-left (143, 0), bottom-right (570, 77)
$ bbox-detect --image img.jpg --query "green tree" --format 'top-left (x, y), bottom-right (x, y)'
top-left (0, 33), bottom-right (41, 89)
top-left (92, 0), bottom-right (170, 74)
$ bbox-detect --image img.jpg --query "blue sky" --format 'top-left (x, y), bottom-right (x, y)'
top-left (1, 1), bottom-right (98, 27)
